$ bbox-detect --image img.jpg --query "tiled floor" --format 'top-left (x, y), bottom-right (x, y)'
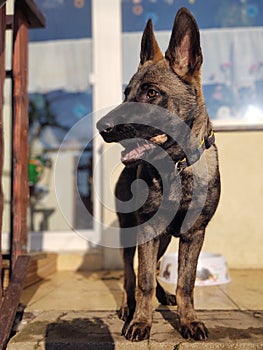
top-left (20, 269), bottom-right (263, 312)
top-left (7, 269), bottom-right (263, 349)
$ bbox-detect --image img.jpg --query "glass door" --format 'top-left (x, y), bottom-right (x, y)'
top-left (28, 0), bottom-right (95, 249)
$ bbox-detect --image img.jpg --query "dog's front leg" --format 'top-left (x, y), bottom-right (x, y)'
top-left (177, 229), bottom-right (208, 341)
top-left (118, 246), bottom-right (136, 323)
top-left (124, 236), bottom-right (160, 342)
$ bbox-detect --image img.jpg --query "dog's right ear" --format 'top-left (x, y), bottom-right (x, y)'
top-left (139, 19), bottom-right (163, 66)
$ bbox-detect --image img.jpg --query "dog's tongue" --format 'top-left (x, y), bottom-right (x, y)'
top-left (121, 142), bottom-right (156, 164)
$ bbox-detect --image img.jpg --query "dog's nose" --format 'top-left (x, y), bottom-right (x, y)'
top-left (96, 119), bottom-right (114, 133)
top-left (103, 126), bottom-right (114, 134)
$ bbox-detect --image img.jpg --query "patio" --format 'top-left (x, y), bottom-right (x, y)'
top-left (7, 268), bottom-right (263, 349)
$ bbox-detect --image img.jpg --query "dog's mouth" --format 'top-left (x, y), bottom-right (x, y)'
top-left (120, 134), bottom-right (168, 166)
top-left (121, 141), bottom-right (155, 165)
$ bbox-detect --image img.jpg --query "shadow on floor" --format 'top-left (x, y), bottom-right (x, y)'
top-left (157, 306), bottom-right (180, 333)
top-left (45, 316), bottom-right (115, 350)
top-left (158, 307), bottom-right (263, 342)
top-left (208, 325), bottom-right (263, 342)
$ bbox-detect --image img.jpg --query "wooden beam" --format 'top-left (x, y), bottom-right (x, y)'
top-left (15, 0), bottom-right (45, 28)
top-left (11, 7), bottom-right (29, 271)
top-left (0, 3), bottom-right (5, 304)
top-left (0, 1), bottom-right (6, 10)
top-left (0, 255), bottom-right (30, 350)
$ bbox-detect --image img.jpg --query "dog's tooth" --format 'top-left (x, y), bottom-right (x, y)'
top-left (150, 134), bottom-right (168, 145)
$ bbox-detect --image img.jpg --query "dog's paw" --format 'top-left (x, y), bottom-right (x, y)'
top-left (124, 321), bottom-right (151, 342)
top-left (118, 304), bottom-right (135, 322)
top-left (180, 321), bottom-right (208, 341)
top-left (117, 305), bottom-right (129, 321)
top-left (121, 320), bottom-right (129, 336)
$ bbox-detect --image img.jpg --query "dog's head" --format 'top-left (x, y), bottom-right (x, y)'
top-left (97, 7), bottom-right (208, 167)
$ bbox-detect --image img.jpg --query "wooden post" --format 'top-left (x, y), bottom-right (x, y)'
top-left (0, 3), bottom-right (5, 303)
top-left (0, 255), bottom-right (30, 349)
top-left (10, 6), bottom-right (29, 271)
top-left (0, 1), bottom-right (45, 346)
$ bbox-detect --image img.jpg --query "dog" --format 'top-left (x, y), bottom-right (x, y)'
top-left (97, 7), bottom-right (220, 342)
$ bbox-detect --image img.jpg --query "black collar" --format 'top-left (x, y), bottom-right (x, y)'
top-left (175, 130), bottom-right (215, 174)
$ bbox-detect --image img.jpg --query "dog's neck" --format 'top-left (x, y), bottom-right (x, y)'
top-left (174, 129), bottom-right (215, 174)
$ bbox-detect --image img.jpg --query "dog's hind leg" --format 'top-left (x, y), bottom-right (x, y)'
top-left (156, 235), bottom-right (177, 306)
top-left (118, 246), bottom-right (136, 323)
top-left (177, 229), bottom-right (208, 341)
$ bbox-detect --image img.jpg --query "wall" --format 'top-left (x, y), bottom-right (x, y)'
top-left (202, 131), bottom-right (263, 268)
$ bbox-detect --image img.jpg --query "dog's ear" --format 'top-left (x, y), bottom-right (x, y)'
top-left (140, 19), bottom-right (163, 66)
top-left (165, 7), bottom-right (203, 80)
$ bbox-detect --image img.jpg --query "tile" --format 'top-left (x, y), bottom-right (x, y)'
top-left (21, 270), bottom-right (262, 313)
top-left (21, 271), bottom-right (123, 312)
top-left (195, 285), bottom-right (238, 310)
top-left (156, 278), bottom-right (238, 311)
top-left (219, 270), bottom-right (263, 310)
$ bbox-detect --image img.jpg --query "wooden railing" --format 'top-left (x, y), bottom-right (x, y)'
top-left (0, 1), bottom-right (5, 307)
top-left (0, 2), bottom-right (45, 349)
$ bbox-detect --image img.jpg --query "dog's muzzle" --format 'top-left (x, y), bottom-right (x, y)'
top-left (96, 102), bottom-right (173, 166)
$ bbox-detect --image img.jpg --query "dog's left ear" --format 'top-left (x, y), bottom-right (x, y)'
top-left (165, 7), bottom-right (203, 80)
top-left (140, 19), bottom-right (163, 66)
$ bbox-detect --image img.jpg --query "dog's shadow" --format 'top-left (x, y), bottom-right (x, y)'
top-left (45, 317), bottom-right (115, 350)
top-left (157, 307), bottom-right (263, 342)
top-left (157, 305), bottom-right (181, 331)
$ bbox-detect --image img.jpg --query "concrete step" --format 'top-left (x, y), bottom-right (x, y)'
top-left (7, 309), bottom-right (263, 349)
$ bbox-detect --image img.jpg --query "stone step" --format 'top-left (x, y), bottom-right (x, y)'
top-left (7, 309), bottom-right (263, 349)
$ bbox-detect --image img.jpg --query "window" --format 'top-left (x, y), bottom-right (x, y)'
top-left (122, 0), bottom-right (263, 129)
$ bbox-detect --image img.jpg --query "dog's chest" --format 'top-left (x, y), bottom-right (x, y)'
top-left (136, 163), bottom-right (185, 212)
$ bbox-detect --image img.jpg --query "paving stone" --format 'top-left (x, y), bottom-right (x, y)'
top-left (7, 310), bottom-right (263, 350)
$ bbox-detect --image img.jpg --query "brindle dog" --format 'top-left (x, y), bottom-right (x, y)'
top-left (97, 7), bottom-right (220, 342)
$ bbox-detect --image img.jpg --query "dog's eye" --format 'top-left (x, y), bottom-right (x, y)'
top-left (147, 88), bottom-right (159, 99)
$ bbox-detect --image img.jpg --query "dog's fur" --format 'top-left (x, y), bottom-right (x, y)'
top-left (97, 7), bottom-right (220, 342)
